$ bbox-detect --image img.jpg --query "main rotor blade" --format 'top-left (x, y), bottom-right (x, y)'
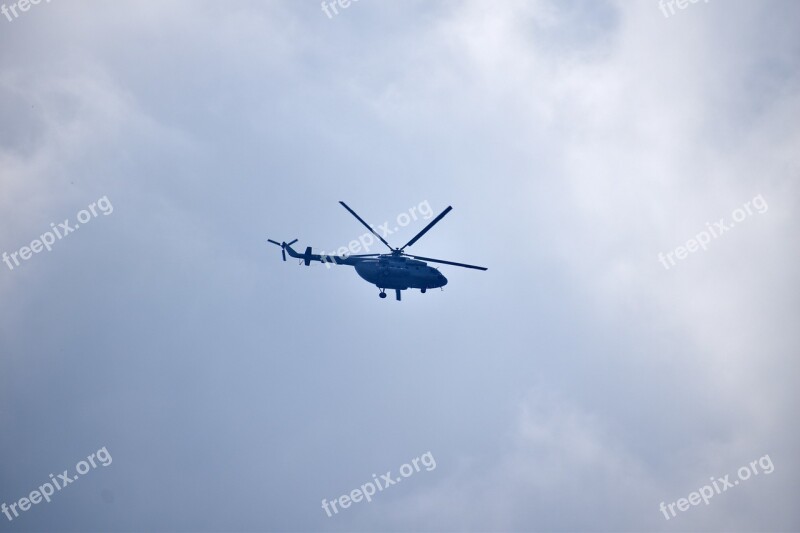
top-left (321, 253), bottom-right (382, 259)
top-left (408, 254), bottom-right (487, 271)
top-left (339, 201), bottom-right (394, 252)
top-left (267, 239), bottom-right (281, 246)
top-left (400, 206), bottom-right (452, 251)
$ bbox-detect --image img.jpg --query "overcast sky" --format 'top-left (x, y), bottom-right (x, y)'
top-left (1, 1), bottom-right (799, 531)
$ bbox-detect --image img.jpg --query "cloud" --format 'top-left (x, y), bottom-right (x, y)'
top-left (0, 1), bottom-right (797, 531)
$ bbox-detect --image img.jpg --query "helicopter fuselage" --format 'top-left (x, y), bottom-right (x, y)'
top-left (353, 256), bottom-right (447, 291)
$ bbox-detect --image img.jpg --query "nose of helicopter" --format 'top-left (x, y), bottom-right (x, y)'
top-left (438, 273), bottom-right (448, 286)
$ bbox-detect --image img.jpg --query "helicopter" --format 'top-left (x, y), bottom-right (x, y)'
top-left (268, 201), bottom-right (487, 301)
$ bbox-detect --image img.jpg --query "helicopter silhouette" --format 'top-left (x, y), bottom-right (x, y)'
top-left (268, 201), bottom-right (487, 301)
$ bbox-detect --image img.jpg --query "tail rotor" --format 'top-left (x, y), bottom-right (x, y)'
top-left (267, 238), bottom-right (298, 261)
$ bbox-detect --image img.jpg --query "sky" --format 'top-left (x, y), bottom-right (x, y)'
top-left (0, 0), bottom-right (799, 531)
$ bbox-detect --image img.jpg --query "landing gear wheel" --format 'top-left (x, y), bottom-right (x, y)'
top-left (421, 288), bottom-right (427, 293)
top-left (379, 291), bottom-right (387, 299)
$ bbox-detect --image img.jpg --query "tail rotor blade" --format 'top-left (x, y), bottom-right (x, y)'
top-left (268, 238), bottom-right (293, 261)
